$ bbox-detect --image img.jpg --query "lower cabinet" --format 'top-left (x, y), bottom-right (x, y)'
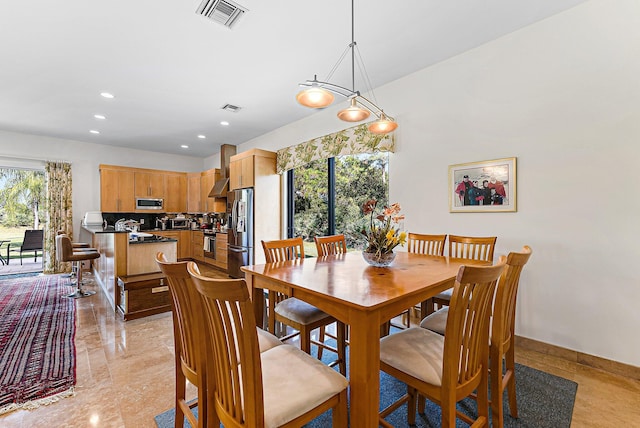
top-left (192, 231), bottom-right (204, 262)
top-left (117, 273), bottom-right (172, 321)
top-left (211, 232), bottom-right (228, 270)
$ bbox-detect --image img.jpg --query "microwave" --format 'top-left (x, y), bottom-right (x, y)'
top-left (136, 198), bottom-right (163, 210)
top-left (170, 218), bottom-right (189, 229)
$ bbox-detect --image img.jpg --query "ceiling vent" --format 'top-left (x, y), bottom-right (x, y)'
top-left (222, 103), bottom-right (241, 112)
top-left (196, 0), bottom-right (247, 28)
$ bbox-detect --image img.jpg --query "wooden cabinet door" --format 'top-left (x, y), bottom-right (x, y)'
top-left (164, 173), bottom-right (187, 213)
top-left (134, 172), bottom-right (164, 198)
top-left (187, 173), bottom-right (201, 212)
top-left (179, 231), bottom-right (191, 259)
top-left (229, 157), bottom-right (254, 190)
top-left (229, 159), bottom-right (241, 190)
top-left (201, 169), bottom-right (215, 212)
top-left (101, 168), bottom-right (135, 212)
top-left (192, 231), bottom-right (204, 262)
top-left (118, 171), bottom-right (136, 211)
top-left (100, 168), bottom-right (119, 212)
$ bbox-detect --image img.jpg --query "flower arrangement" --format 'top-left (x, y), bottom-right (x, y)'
top-left (361, 199), bottom-right (407, 259)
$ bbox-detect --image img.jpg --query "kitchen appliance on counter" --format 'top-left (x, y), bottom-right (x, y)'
top-left (83, 211), bottom-right (104, 226)
top-left (228, 188), bottom-right (254, 278)
top-left (170, 217), bottom-right (189, 229)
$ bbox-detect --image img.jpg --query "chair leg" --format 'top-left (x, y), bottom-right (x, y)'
top-left (337, 322), bottom-right (346, 376)
top-left (175, 370), bottom-right (187, 428)
top-left (332, 390), bottom-right (348, 427)
top-left (317, 326), bottom-right (326, 360)
top-left (476, 363), bottom-right (490, 427)
top-left (490, 350), bottom-right (504, 428)
top-left (407, 386), bottom-right (417, 425)
top-left (300, 325), bottom-right (311, 354)
top-left (505, 345), bottom-right (518, 418)
top-left (65, 261), bottom-right (96, 299)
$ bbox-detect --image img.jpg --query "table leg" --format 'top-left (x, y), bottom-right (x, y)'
top-left (348, 309), bottom-right (382, 427)
top-left (246, 274), bottom-right (265, 329)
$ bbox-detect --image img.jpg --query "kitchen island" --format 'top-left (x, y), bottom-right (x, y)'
top-left (80, 226), bottom-right (177, 313)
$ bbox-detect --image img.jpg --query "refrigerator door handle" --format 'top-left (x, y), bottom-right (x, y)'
top-left (229, 247), bottom-right (248, 253)
top-left (231, 198), bottom-right (239, 239)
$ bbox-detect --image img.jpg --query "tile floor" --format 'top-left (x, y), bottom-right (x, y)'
top-left (1, 264), bottom-right (639, 427)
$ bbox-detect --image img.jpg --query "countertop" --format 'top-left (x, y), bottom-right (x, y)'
top-left (82, 226), bottom-right (177, 244)
top-left (83, 225), bottom-right (227, 235)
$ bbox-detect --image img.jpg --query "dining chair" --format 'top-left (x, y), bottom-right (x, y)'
top-left (156, 253), bottom-right (282, 428)
top-left (419, 246), bottom-right (532, 428)
top-left (314, 234), bottom-right (348, 256)
top-left (378, 260), bottom-right (506, 428)
top-left (430, 235), bottom-right (497, 311)
top-left (262, 237), bottom-right (347, 375)
top-left (187, 261), bottom-right (349, 427)
top-left (403, 233), bottom-right (448, 325)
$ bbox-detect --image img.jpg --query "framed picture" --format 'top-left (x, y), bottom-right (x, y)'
top-left (449, 157), bottom-right (517, 213)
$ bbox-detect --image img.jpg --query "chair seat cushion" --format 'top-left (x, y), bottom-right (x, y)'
top-left (419, 307), bottom-right (448, 335)
top-left (380, 327), bottom-right (445, 386)
top-left (261, 344), bottom-right (348, 427)
top-left (434, 288), bottom-right (452, 301)
top-left (275, 297), bottom-right (331, 325)
top-left (257, 327), bottom-right (282, 352)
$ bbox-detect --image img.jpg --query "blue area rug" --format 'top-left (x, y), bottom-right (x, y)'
top-left (155, 349), bottom-right (577, 427)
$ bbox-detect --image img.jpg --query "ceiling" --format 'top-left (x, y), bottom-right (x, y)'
top-left (0, 0), bottom-right (587, 158)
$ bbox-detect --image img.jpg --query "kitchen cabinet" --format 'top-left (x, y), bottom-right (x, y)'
top-left (210, 232), bottom-right (228, 270)
top-left (164, 173), bottom-right (187, 213)
top-left (228, 149), bottom-right (280, 265)
top-left (153, 230), bottom-right (190, 259)
top-left (191, 230), bottom-right (204, 262)
top-left (229, 155), bottom-right (255, 190)
top-left (134, 171), bottom-right (164, 198)
top-left (187, 172), bottom-right (201, 212)
top-left (100, 166), bottom-right (135, 212)
top-left (201, 169), bottom-right (216, 212)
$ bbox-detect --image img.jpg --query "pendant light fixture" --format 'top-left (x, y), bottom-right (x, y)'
top-left (296, 0), bottom-right (397, 134)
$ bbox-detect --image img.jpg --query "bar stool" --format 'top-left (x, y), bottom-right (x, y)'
top-left (55, 234), bottom-right (100, 299)
top-left (57, 231), bottom-right (94, 279)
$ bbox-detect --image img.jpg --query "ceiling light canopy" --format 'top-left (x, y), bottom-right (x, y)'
top-left (296, 0), bottom-right (397, 134)
top-left (100, 92), bottom-right (114, 99)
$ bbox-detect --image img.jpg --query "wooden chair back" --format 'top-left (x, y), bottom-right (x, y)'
top-left (443, 261), bottom-right (505, 396)
top-left (262, 237), bottom-right (305, 263)
top-left (314, 234), bottom-right (347, 256)
top-left (187, 261), bottom-right (264, 428)
top-left (492, 246), bottom-right (532, 350)
top-left (155, 253), bottom-right (209, 428)
top-left (407, 233), bottom-right (446, 256)
top-left (448, 235), bottom-right (497, 262)
top-left (489, 246), bottom-right (532, 427)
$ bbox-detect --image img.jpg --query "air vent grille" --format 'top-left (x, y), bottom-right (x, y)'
top-left (222, 104), bottom-right (241, 112)
top-left (196, 0), bottom-right (247, 28)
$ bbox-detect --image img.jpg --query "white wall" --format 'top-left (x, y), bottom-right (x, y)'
top-left (227, 0), bottom-right (640, 367)
top-left (0, 131), bottom-right (203, 236)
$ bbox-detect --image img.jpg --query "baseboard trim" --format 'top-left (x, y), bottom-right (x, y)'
top-left (515, 335), bottom-right (640, 381)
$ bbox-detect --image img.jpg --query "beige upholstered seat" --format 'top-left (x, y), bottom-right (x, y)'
top-left (262, 237), bottom-right (346, 375)
top-left (187, 262), bottom-right (348, 427)
top-left (379, 261), bottom-right (506, 428)
top-left (420, 246), bottom-right (532, 428)
top-left (430, 235), bottom-right (497, 312)
top-left (55, 233), bottom-right (100, 298)
top-left (156, 254), bottom-right (282, 428)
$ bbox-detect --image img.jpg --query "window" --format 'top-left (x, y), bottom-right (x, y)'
top-left (288, 152), bottom-right (389, 255)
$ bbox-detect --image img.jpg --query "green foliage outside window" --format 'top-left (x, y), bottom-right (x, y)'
top-left (0, 168), bottom-right (45, 228)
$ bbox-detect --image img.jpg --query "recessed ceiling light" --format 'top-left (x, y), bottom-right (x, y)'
top-left (90, 130), bottom-right (100, 134)
top-left (181, 145), bottom-right (189, 149)
top-left (220, 121), bottom-right (229, 126)
top-left (94, 114), bottom-right (106, 120)
top-left (197, 135), bottom-right (206, 139)
top-left (100, 92), bottom-right (114, 99)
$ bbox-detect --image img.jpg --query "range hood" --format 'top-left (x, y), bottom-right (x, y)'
top-left (209, 144), bottom-right (236, 197)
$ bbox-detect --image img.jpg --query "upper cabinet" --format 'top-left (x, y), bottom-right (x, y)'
top-left (229, 153), bottom-right (257, 190)
top-left (100, 166), bottom-right (135, 212)
top-left (187, 172), bottom-right (201, 213)
top-left (134, 172), bottom-right (164, 198)
top-left (164, 173), bottom-right (187, 213)
top-left (201, 169), bottom-right (216, 212)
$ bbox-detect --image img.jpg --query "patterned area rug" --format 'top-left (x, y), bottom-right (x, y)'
top-left (0, 274), bottom-right (76, 415)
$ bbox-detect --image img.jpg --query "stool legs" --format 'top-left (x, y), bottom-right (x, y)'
top-left (65, 260), bottom-right (96, 299)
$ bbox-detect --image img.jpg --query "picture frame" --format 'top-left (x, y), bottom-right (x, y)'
top-left (449, 157), bottom-right (517, 213)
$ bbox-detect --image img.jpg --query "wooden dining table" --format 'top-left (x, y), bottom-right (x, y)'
top-left (242, 251), bottom-right (481, 427)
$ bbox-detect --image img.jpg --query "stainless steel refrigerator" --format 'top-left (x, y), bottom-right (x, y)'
top-left (227, 188), bottom-right (254, 278)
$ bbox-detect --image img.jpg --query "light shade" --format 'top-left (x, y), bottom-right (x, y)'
top-left (337, 98), bottom-right (370, 122)
top-left (296, 87), bottom-right (335, 108)
top-left (368, 114), bottom-right (398, 134)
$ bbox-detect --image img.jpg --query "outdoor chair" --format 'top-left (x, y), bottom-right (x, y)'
top-left (9, 229), bottom-right (44, 265)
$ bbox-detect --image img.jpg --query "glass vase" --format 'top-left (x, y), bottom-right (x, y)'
top-left (362, 251), bottom-right (396, 267)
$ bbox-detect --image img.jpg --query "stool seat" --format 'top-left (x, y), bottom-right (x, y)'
top-left (56, 234), bottom-right (101, 299)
